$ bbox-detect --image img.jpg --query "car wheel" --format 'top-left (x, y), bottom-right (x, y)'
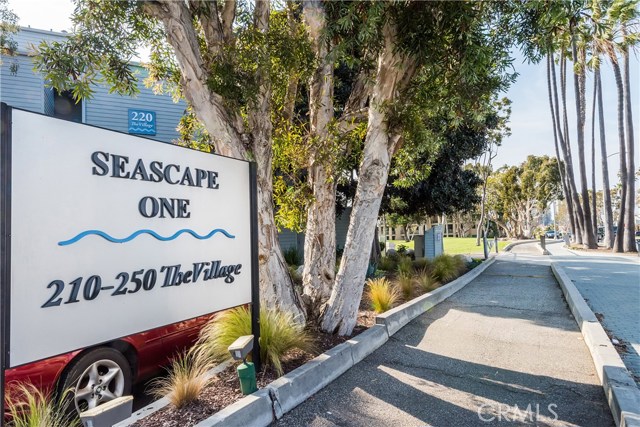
top-left (58, 347), bottom-right (132, 414)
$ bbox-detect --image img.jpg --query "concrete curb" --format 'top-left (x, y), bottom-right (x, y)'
top-left (376, 256), bottom-right (497, 336)
top-left (113, 360), bottom-right (233, 427)
top-left (503, 240), bottom-right (534, 252)
top-left (551, 262), bottom-right (640, 427)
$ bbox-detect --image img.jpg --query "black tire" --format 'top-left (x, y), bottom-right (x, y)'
top-left (58, 347), bottom-right (133, 415)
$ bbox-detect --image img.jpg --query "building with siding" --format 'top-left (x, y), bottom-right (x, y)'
top-left (1, 27), bottom-right (186, 143)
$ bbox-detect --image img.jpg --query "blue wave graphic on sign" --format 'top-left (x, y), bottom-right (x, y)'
top-left (128, 127), bottom-right (155, 133)
top-left (58, 228), bottom-right (236, 246)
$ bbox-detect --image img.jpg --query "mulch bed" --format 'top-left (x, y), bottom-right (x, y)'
top-left (132, 311), bottom-right (375, 427)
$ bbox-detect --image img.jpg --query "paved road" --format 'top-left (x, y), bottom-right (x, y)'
top-left (275, 249), bottom-right (613, 426)
top-left (546, 241), bottom-right (640, 388)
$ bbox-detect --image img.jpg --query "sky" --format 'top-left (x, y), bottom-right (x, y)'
top-left (7, 0), bottom-right (640, 191)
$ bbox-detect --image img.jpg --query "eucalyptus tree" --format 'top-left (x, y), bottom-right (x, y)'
top-left (320, 1), bottom-right (529, 335)
top-left (34, 0), bottom-right (317, 320)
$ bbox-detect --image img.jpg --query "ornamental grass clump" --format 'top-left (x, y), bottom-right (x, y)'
top-left (432, 254), bottom-right (466, 283)
top-left (196, 306), bottom-right (313, 376)
top-left (397, 257), bottom-right (413, 277)
top-left (395, 272), bottom-right (415, 301)
top-left (416, 268), bottom-right (439, 293)
top-left (367, 277), bottom-right (399, 313)
top-left (6, 383), bottom-right (80, 427)
top-left (412, 258), bottom-right (431, 272)
top-left (149, 350), bottom-right (214, 409)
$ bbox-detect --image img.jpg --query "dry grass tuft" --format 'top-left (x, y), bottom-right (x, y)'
top-left (367, 277), bottom-right (399, 313)
top-left (149, 351), bottom-right (215, 409)
top-left (6, 382), bottom-right (80, 427)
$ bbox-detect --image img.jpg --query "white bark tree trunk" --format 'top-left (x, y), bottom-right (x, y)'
top-left (146, 0), bottom-right (305, 320)
top-left (321, 22), bottom-right (415, 335)
top-left (301, 0), bottom-right (337, 320)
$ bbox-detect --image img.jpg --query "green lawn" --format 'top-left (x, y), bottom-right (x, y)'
top-left (385, 237), bottom-right (510, 255)
top-left (444, 237), bottom-right (509, 255)
top-left (386, 239), bottom-right (414, 250)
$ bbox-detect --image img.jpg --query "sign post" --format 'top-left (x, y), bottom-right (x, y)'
top-left (0, 103), bottom-right (259, 420)
top-left (1, 102), bottom-right (12, 427)
top-left (249, 162), bottom-right (261, 372)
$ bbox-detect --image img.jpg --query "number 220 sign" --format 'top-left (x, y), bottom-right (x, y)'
top-left (128, 109), bottom-right (156, 136)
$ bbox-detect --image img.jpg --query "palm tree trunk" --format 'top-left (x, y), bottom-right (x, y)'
top-left (571, 40), bottom-right (596, 248)
top-left (590, 69), bottom-right (597, 238)
top-left (547, 54), bottom-right (575, 238)
top-left (559, 52), bottom-right (585, 244)
top-left (622, 34), bottom-right (637, 252)
top-left (596, 68), bottom-right (614, 249)
top-left (609, 53), bottom-right (628, 253)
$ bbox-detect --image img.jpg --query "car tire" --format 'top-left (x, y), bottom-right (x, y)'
top-left (58, 347), bottom-right (132, 414)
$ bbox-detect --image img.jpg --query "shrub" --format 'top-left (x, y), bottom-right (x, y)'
top-left (367, 277), bottom-right (399, 313)
top-left (283, 247), bottom-right (301, 266)
top-left (432, 254), bottom-right (466, 283)
top-left (395, 272), bottom-right (414, 300)
top-left (196, 306), bottom-right (314, 376)
top-left (412, 258), bottom-right (431, 272)
top-left (6, 383), bottom-right (80, 427)
top-left (416, 268), bottom-right (439, 293)
top-left (378, 256), bottom-right (397, 271)
top-left (397, 244), bottom-right (407, 255)
top-left (149, 351), bottom-right (214, 409)
top-left (397, 256), bottom-right (413, 277)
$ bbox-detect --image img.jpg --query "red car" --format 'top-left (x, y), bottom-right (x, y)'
top-left (4, 313), bottom-right (214, 415)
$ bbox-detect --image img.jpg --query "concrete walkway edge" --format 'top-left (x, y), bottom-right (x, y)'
top-left (551, 262), bottom-right (640, 427)
top-left (192, 258), bottom-right (497, 427)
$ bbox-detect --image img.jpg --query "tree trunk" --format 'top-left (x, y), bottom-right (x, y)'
top-left (547, 54), bottom-right (575, 240)
top-left (596, 68), bottom-right (614, 249)
top-left (560, 53), bottom-right (585, 245)
top-left (148, 0), bottom-right (304, 318)
top-left (590, 67), bottom-right (598, 238)
top-left (249, 0), bottom-right (306, 321)
top-left (622, 35), bottom-right (637, 252)
top-left (300, 0), bottom-right (338, 320)
top-left (609, 54), bottom-right (628, 253)
top-left (571, 40), bottom-right (596, 248)
top-left (321, 21), bottom-right (415, 335)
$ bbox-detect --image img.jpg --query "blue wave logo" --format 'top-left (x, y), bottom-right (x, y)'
top-left (58, 228), bottom-right (235, 246)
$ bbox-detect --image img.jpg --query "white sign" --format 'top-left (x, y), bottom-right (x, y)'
top-left (5, 108), bottom-right (253, 367)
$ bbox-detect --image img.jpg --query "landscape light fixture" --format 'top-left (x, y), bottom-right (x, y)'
top-left (228, 335), bottom-right (258, 395)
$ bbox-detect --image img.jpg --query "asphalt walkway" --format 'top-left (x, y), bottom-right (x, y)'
top-left (546, 241), bottom-right (640, 388)
top-left (275, 247), bottom-right (613, 426)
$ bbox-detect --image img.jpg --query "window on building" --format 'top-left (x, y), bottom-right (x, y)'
top-left (51, 90), bottom-right (82, 122)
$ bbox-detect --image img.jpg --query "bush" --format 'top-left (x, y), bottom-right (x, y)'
top-left (196, 306), bottom-right (314, 376)
top-left (367, 277), bottom-right (399, 313)
top-left (149, 351), bottom-right (214, 409)
top-left (283, 247), bottom-right (301, 267)
top-left (396, 257), bottom-right (413, 277)
top-left (397, 244), bottom-right (407, 255)
top-left (6, 383), bottom-right (80, 427)
top-left (395, 272), bottom-right (414, 300)
top-left (416, 268), bottom-right (439, 293)
top-left (412, 258), bottom-right (431, 272)
top-left (432, 254), bottom-right (466, 283)
top-left (378, 255), bottom-right (397, 271)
